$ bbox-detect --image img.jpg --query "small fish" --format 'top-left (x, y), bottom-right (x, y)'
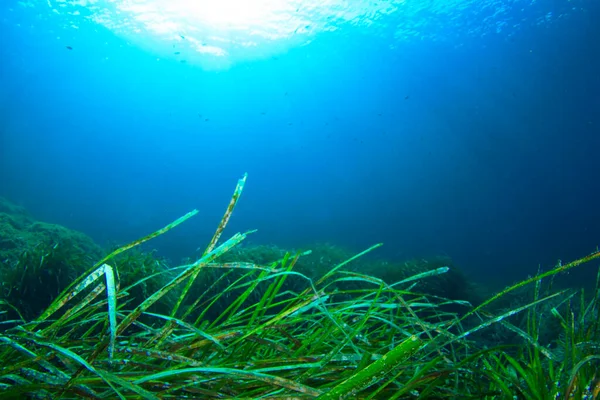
top-left (180, 35), bottom-right (185, 39)
top-left (404, 95), bottom-right (410, 100)
top-left (174, 51), bottom-right (180, 55)
top-left (66, 46), bottom-right (73, 50)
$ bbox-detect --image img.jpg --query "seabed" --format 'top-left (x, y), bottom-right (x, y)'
top-left (0, 174), bottom-right (599, 399)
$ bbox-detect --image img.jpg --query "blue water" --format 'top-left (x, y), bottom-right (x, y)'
top-left (0, 0), bottom-right (598, 288)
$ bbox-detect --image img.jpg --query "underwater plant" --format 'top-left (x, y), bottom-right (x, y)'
top-left (0, 174), bottom-right (598, 399)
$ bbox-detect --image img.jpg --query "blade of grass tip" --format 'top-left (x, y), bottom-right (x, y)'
top-left (36, 263), bottom-right (108, 322)
top-left (170, 173), bottom-right (247, 320)
top-left (389, 266), bottom-right (449, 287)
top-left (464, 250), bottom-right (600, 320)
top-left (204, 172), bottom-right (247, 256)
top-left (103, 264), bottom-right (118, 360)
top-left (116, 232), bottom-right (250, 337)
top-left (36, 263), bottom-right (117, 361)
top-left (316, 243), bottom-right (383, 286)
top-left (35, 210), bottom-right (199, 324)
top-left (99, 209), bottom-right (200, 265)
top-left (316, 335), bottom-right (422, 400)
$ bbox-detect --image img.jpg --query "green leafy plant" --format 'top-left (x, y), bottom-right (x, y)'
top-left (0, 174), bottom-right (598, 399)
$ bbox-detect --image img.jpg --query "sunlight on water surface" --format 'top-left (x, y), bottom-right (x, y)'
top-left (8, 0), bottom-right (588, 68)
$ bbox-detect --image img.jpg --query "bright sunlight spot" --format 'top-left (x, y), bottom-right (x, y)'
top-left (152, 0), bottom-right (292, 29)
top-left (43, 0), bottom-right (397, 68)
top-left (21, 0), bottom-right (578, 69)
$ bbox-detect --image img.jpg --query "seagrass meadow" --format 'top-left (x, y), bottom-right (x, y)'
top-left (1, 174), bottom-right (599, 399)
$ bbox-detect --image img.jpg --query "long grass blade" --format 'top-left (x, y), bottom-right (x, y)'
top-left (316, 335), bottom-right (422, 399)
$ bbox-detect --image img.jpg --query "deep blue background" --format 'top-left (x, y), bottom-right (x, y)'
top-left (1, 1), bottom-right (599, 289)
